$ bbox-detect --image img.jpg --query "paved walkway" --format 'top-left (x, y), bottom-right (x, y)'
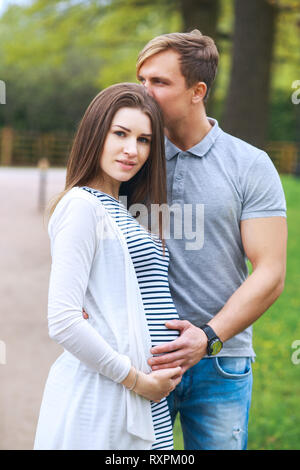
top-left (0, 167), bottom-right (66, 449)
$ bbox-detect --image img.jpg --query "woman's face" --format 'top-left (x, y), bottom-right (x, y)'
top-left (100, 107), bottom-right (152, 185)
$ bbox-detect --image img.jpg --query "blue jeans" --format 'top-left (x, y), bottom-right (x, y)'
top-left (167, 357), bottom-right (253, 450)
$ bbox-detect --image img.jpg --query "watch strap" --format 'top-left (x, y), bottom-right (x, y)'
top-left (200, 324), bottom-right (223, 356)
top-left (200, 324), bottom-right (218, 342)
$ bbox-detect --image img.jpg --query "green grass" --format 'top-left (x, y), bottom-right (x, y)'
top-left (173, 174), bottom-right (300, 450)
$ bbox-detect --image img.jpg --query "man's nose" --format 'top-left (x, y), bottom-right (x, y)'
top-left (142, 80), bottom-right (154, 98)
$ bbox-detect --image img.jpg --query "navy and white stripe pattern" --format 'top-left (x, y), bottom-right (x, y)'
top-left (82, 187), bottom-right (180, 450)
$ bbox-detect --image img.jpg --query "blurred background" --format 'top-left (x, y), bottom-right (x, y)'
top-left (0, 0), bottom-right (299, 450)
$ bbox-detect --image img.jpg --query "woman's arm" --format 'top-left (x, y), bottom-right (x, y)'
top-left (48, 196), bottom-right (131, 383)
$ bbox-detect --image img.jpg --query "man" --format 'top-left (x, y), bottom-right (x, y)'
top-left (136, 30), bottom-right (287, 450)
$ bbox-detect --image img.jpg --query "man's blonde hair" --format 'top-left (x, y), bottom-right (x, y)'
top-left (137, 30), bottom-right (219, 102)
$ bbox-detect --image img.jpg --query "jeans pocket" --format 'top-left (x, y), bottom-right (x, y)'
top-left (213, 357), bottom-right (252, 380)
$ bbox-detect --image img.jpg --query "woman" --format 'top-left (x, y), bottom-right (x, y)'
top-left (34, 83), bottom-right (181, 450)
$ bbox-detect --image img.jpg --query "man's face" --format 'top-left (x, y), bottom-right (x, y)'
top-left (137, 49), bottom-right (194, 126)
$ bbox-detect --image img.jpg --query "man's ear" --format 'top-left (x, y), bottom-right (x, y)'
top-left (191, 82), bottom-right (207, 104)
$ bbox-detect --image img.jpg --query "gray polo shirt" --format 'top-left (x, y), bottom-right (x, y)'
top-left (165, 118), bottom-right (287, 358)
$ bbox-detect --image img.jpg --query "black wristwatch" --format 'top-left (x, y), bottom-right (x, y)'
top-left (200, 324), bottom-right (223, 356)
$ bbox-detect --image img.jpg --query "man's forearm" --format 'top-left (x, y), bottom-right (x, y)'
top-left (208, 264), bottom-right (285, 343)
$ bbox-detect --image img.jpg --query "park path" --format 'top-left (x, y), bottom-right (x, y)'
top-left (0, 167), bottom-right (66, 450)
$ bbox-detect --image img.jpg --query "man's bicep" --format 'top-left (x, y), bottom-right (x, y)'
top-left (241, 217), bottom-right (287, 270)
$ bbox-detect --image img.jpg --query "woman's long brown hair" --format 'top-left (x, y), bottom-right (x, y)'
top-left (48, 82), bottom-right (167, 244)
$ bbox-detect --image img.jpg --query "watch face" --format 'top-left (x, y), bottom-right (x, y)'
top-left (210, 339), bottom-right (222, 356)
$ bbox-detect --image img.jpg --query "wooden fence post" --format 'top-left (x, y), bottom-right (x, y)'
top-left (37, 157), bottom-right (50, 211)
top-left (0, 80), bottom-right (5, 104)
top-left (0, 127), bottom-right (14, 166)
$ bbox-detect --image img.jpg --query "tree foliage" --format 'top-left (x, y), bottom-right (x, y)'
top-left (0, 0), bottom-right (299, 141)
top-left (0, 0), bottom-right (181, 131)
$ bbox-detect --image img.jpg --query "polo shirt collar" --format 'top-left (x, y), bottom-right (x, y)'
top-left (165, 117), bottom-right (221, 160)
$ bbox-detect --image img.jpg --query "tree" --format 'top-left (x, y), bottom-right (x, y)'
top-left (179, 0), bottom-right (220, 38)
top-left (222, 0), bottom-right (278, 149)
top-left (0, 0), bottom-right (181, 131)
top-left (178, 0), bottom-right (220, 115)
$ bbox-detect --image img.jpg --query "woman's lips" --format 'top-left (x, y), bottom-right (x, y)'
top-left (116, 160), bottom-right (136, 171)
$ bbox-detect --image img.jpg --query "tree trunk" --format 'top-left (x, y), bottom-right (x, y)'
top-left (178, 0), bottom-right (220, 115)
top-left (179, 0), bottom-right (219, 38)
top-left (222, 0), bottom-right (278, 149)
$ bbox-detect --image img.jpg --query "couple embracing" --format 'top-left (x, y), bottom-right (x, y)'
top-left (34, 30), bottom-right (287, 450)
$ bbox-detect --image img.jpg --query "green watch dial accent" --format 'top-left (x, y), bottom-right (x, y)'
top-left (200, 324), bottom-right (223, 356)
top-left (210, 339), bottom-right (223, 355)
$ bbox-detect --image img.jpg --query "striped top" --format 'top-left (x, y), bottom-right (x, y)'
top-left (82, 187), bottom-right (180, 450)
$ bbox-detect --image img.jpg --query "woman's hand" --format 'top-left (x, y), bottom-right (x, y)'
top-left (82, 308), bottom-right (89, 319)
top-left (132, 367), bottom-right (182, 403)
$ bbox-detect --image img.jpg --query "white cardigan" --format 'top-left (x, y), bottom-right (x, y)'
top-left (35, 187), bottom-right (156, 449)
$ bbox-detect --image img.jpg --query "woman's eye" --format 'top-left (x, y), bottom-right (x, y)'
top-left (114, 131), bottom-right (126, 137)
top-left (138, 137), bottom-right (151, 144)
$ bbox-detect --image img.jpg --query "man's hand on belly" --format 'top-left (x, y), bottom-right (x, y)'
top-left (148, 320), bottom-right (208, 374)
